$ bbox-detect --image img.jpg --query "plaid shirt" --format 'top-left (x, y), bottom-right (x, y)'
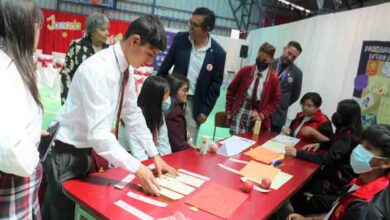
top-left (0, 164), bottom-right (42, 220)
top-left (230, 98), bottom-right (255, 135)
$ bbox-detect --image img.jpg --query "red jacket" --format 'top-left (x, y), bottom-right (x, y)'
top-left (290, 110), bottom-right (333, 143)
top-left (226, 65), bottom-right (281, 129)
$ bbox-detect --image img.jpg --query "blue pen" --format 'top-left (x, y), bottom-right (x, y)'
top-left (272, 159), bottom-right (282, 167)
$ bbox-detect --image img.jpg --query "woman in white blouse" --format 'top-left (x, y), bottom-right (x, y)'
top-left (0, 0), bottom-right (44, 219)
top-left (120, 76), bottom-right (172, 160)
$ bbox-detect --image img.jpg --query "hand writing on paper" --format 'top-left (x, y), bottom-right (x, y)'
top-left (153, 156), bottom-right (178, 177)
top-left (198, 113), bottom-right (207, 124)
top-left (302, 143), bottom-right (320, 152)
top-left (285, 146), bottom-right (297, 157)
top-left (135, 164), bottom-right (160, 196)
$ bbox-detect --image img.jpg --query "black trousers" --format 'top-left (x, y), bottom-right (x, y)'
top-left (41, 141), bottom-right (92, 220)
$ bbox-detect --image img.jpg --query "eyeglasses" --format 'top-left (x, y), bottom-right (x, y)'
top-left (188, 20), bottom-right (202, 29)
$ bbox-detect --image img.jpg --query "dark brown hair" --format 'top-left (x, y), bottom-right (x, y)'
top-left (0, 0), bottom-right (43, 108)
top-left (258, 42), bottom-right (276, 58)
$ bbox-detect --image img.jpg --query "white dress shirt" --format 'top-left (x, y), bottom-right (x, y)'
top-left (246, 66), bottom-right (269, 101)
top-left (0, 49), bottom-right (42, 177)
top-left (55, 42), bottom-right (158, 173)
top-left (119, 116), bottom-right (172, 161)
top-left (187, 36), bottom-right (211, 95)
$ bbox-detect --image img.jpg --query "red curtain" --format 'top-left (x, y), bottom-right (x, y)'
top-left (38, 9), bottom-right (130, 54)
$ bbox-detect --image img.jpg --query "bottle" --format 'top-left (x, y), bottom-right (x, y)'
top-left (199, 136), bottom-right (210, 155)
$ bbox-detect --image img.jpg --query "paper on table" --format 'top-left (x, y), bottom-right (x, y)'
top-left (239, 161), bottom-right (281, 182)
top-left (217, 135), bottom-right (256, 157)
top-left (244, 147), bottom-right (283, 164)
top-left (127, 191), bottom-right (168, 207)
top-left (156, 177), bottom-right (196, 195)
top-left (270, 172), bottom-right (293, 190)
top-left (272, 134), bottom-right (300, 146)
top-left (178, 168), bottom-right (210, 181)
top-left (114, 174), bottom-right (135, 189)
top-left (166, 172), bottom-right (205, 188)
top-left (261, 140), bottom-right (287, 154)
top-left (186, 182), bottom-right (248, 219)
top-left (159, 187), bottom-right (184, 200)
top-left (114, 200), bottom-right (153, 220)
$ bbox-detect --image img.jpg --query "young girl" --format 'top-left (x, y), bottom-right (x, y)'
top-left (289, 124), bottom-right (390, 220)
top-left (165, 74), bottom-right (193, 152)
top-left (124, 76), bottom-right (172, 160)
top-left (282, 92), bottom-right (333, 143)
top-left (286, 99), bottom-right (362, 214)
top-left (0, 1), bottom-right (44, 219)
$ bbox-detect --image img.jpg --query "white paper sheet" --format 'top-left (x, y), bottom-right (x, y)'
top-left (114, 200), bottom-right (153, 220)
top-left (272, 134), bottom-right (300, 146)
top-left (126, 191), bottom-right (168, 207)
top-left (159, 187), bottom-right (184, 200)
top-left (270, 172), bottom-right (293, 190)
top-left (261, 140), bottom-right (287, 154)
top-left (177, 169), bottom-right (210, 181)
top-left (217, 135), bottom-right (256, 157)
top-left (114, 174), bottom-right (135, 189)
top-left (156, 177), bottom-right (196, 195)
top-left (165, 173), bottom-right (205, 188)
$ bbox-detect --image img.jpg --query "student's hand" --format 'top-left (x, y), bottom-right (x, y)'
top-left (153, 156), bottom-right (178, 177)
top-left (285, 146), bottom-right (297, 157)
top-left (252, 110), bottom-right (264, 121)
top-left (281, 128), bottom-right (291, 135)
top-left (135, 164), bottom-right (160, 196)
top-left (302, 143), bottom-right (320, 152)
top-left (288, 213), bottom-right (307, 220)
top-left (198, 113), bottom-right (207, 124)
top-left (302, 126), bottom-right (317, 136)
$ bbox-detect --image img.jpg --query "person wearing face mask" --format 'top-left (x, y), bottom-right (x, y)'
top-left (60, 12), bottom-right (110, 105)
top-left (226, 42), bottom-right (281, 135)
top-left (281, 92), bottom-right (333, 143)
top-left (288, 124), bottom-right (390, 220)
top-left (122, 76), bottom-right (173, 161)
top-left (284, 99), bottom-right (362, 216)
top-left (270, 41), bottom-right (303, 133)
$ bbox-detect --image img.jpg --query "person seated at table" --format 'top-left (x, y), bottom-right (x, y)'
top-left (226, 42), bottom-right (281, 135)
top-left (281, 92), bottom-right (333, 143)
top-left (60, 12), bottom-right (110, 104)
top-left (165, 74), bottom-right (195, 152)
top-left (288, 124), bottom-right (390, 220)
top-left (120, 76), bottom-right (172, 161)
top-left (285, 99), bottom-right (362, 215)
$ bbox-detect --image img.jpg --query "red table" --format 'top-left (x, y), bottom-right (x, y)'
top-left (63, 131), bottom-right (320, 220)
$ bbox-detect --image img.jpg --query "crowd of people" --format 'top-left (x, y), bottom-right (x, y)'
top-left (0, 0), bottom-right (389, 219)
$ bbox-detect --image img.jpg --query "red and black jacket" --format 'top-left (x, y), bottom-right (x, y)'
top-left (289, 110), bottom-right (333, 143)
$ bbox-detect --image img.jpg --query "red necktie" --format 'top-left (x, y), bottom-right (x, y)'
top-left (251, 72), bottom-right (262, 106)
top-left (114, 69), bottom-right (129, 138)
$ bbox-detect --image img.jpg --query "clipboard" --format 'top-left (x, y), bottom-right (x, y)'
top-left (38, 121), bottom-right (61, 162)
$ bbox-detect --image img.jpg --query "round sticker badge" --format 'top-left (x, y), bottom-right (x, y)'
top-left (288, 76), bottom-right (294, 83)
top-left (206, 64), bottom-right (213, 72)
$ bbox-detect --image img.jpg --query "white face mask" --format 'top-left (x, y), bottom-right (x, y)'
top-left (350, 144), bottom-right (388, 174)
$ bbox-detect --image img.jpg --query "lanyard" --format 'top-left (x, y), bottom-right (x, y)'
top-left (277, 62), bottom-right (290, 82)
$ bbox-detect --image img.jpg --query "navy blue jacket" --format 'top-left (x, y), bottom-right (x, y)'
top-left (157, 32), bottom-right (226, 120)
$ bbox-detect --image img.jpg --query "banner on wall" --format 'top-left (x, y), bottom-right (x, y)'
top-left (152, 31), bottom-right (177, 72)
top-left (353, 41), bottom-right (390, 127)
top-left (38, 9), bottom-right (129, 54)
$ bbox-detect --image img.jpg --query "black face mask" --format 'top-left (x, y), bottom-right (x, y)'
top-left (332, 113), bottom-right (342, 128)
top-left (256, 59), bottom-right (269, 71)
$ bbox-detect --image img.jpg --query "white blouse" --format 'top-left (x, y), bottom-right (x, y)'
top-left (0, 49), bottom-right (42, 177)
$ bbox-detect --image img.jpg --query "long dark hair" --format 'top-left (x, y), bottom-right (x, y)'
top-left (167, 73), bottom-right (189, 105)
top-left (137, 76), bottom-right (170, 135)
top-left (335, 99), bottom-right (363, 139)
top-left (0, 0), bottom-right (43, 108)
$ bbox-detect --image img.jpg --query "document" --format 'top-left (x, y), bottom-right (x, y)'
top-left (261, 140), bottom-right (287, 154)
top-left (272, 134), bottom-right (300, 146)
top-left (114, 200), bottom-right (153, 220)
top-left (156, 177), bottom-right (196, 195)
top-left (218, 135), bottom-right (256, 157)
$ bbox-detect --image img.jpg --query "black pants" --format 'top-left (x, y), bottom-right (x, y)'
top-left (41, 141), bottom-right (92, 220)
top-left (271, 125), bottom-right (283, 133)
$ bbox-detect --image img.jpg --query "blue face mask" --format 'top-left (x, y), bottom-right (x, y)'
top-left (350, 144), bottom-right (388, 174)
top-left (162, 97), bottom-right (171, 112)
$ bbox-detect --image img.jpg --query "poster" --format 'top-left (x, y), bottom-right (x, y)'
top-left (353, 41), bottom-right (390, 127)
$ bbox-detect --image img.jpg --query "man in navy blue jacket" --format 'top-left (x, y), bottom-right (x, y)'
top-left (158, 7), bottom-right (226, 144)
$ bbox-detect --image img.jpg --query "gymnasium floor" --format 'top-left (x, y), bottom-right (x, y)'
top-left (40, 85), bottom-right (231, 146)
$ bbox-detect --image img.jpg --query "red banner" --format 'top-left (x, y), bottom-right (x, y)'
top-left (38, 9), bottom-right (130, 54)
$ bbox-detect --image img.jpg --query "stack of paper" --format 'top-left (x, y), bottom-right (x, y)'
top-left (238, 161), bottom-right (281, 183)
top-left (156, 177), bottom-right (196, 196)
top-left (244, 147), bottom-right (284, 164)
top-left (218, 135), bottom-right (256, 157)
top-left (272, 134), bottom-right (300, 146)
top-left (261, 140), bottom-right (287, 154)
